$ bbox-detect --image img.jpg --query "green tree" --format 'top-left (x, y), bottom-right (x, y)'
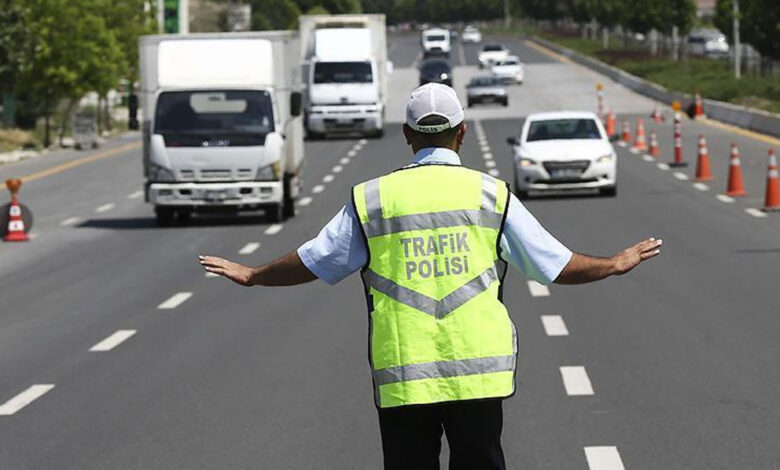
top-left (715, 0), bottom-right (780, 61)
top-left (250, 0), bottom-right (302, 30)
top-left (0, 0), bottom-right (32, 126)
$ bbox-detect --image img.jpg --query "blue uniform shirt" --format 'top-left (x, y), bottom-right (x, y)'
top-left (297, 148), bottom-right (573, 285)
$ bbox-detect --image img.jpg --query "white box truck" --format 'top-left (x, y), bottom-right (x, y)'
top-left (139, 32), bottom-right (304, 225)
top-left (299, 14), bottom-right (390, 139)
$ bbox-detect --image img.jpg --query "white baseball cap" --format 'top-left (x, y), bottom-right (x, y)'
top-left (405, 83), bottom-right (465, 133)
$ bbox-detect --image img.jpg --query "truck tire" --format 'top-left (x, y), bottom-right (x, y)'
top-left (372, 128), bottom-right (384, 139)
top-left (176, 210), bottom-right (192, 225)
top-left (155, 207), bottom-right (175, 227)
top-left (266, 203), bottom-right (283, 223)
top-left (600, 185), bottom-right (617, 197)
top-left (282, 175), bottom-right (296, 219)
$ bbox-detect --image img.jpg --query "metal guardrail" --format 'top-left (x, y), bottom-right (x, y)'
top-left (529, 36), bottom-right (780, 139)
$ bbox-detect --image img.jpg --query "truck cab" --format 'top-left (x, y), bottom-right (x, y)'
top-left (422, 28), bottom-right (451, 58)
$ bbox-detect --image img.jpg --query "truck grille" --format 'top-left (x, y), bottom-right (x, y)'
top-left (201, 169), bottom-right (232, 179)
top-left (543, 160), bottom-right (590, 176)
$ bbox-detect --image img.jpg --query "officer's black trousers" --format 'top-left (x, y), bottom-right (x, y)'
top-left (377, 398), bottom-right (506, 470)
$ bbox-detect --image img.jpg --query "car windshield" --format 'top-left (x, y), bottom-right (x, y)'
top-left (526, 118), bottom-right (602, 141)
top-left (497, 59), bottom-right (518, 66)
top-left (313, 61), bottom-right (373, 84)
top-left (422, 61), bottom-right (450, 74)
top-left (425, 34), bottom-right (446, 41)
top-left (155, 90), bottom-right (274, 146)
top-left (469, 77), bottom-right (501, 87)
top-left (483, 45), bottom-right (503, 52)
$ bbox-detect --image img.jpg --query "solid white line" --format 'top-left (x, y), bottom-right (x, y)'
top-left (745, 208), bottom-right (768, 218)
top-left (298, 196), bottom-right (313, 207)
top-left (348, 150), bottom-right (357, 158)
top-left (0, 384), bottom-right (55, 416)
top-left (312, 185), bottom-right (325, 194)
top-left (527, 280), bottom-right (550, 297)
top-left (95, 203), bottom-right (115, 213)
top-left (340, 157), bottom-right (350, 165)
top-left (127, 190), bottom-right (144, 200)
top-left (157, 292), bottom-right (192, 310)
top-left (584, 446), bottom-right (626, 470)
top-left (693, 182), bottom-right (710, 191)
top-left (332, 165), bottom-right (343, 173)
top-left (238, 242), bottom-right (261, 255)
top-left (673, 172), bottom-right (689, 181)
top-left (559, 366), bottom-right (594, 396)
top-left (265, 224), bottom-right (283, 235)
top-left (483, 152), bottom-right (493, 160)
top-left (716, 194), bottom-right (735, 203)
top-left (488, 169), bottom-right (500, 177)
top-left (89, 330), bottom-right (136, 352)
top-left (642, 154), bottom-right (655, 162)
top-left (323, 174), bottom-right (335, 183)
top-left (485, 160), bottom-right (496, 168)
top-left (60, 216), bottom-right (82, 227)
top-left (541, 315), bottom-right (569, 336)
top-left (657, 162), bottom-right (670, 171)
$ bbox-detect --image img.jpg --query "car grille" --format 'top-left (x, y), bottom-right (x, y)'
top-left (543, 160), bottom-right (590, 176)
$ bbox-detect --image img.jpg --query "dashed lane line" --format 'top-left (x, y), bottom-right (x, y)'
top-left (673, 172), bottom-right (689, 181)
top-left (693, 182), bottom-right (710, 191)
top-left (745, 208), bottom-right (768, 218)
top-left (238, 242), bottom-right (261, 255)
top-left (89, 330), bottom-right (136, 352)
top-left (642, 154), bottom-right (655, 162)
top-left (127, 190), bottom-right (144, 200)
top-left (488, 169), bottom-right (500, 177)
top-left (0, 384), bottom-right (55, 416)
top-left (584, 446), bottom-right (626, 470)
top-left (264, 224), bottom-right (283, 235)
top-left (157, 292), bottom-right (193, 310)
top-left (323, 174), bottom-right (335, 183)
top-left (629, 147), bottom-right (639, 154)
top-left (205, 272), bottom-right (219, 278)
top-left (541, 315), bottom-right (569, 336)
top-left (716, 194), bottom-right (735, 203)
top-left (559, 366), bottom-right (595, 396)
top-left (95, 203), bottom-right (115, 213)
top-left (298, 196), bottom-right (313, 207)
top-left (527, 280), bottom-right (550, 297)
top-left (485, 160), bottom-right (496, 168)
top-left (359, 139), bottom-right (368, 145)
top-left (60, 216), bottom-right (82, 227)
top-left (348, 150), bottom-right (357, 158)
top-left (333, 165), bottom-right (343, 173)
top-left (657, 163), bottom-right (670, 171)
top-left (483, 152), bottom-right (493, 160)
top-left (340, 157), bottom-right (350, 165)
top-left (312, 185), bottom-right (325, 194)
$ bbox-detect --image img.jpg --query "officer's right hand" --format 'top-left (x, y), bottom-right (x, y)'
top-left (199, 255), bottom-right (255, 286)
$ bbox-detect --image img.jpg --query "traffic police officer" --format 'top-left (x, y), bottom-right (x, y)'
top-left (200, 83), bottom-right (662, 469)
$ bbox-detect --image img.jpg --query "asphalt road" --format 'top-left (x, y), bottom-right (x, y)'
top-left (1, 33), bottom-right (780, 469)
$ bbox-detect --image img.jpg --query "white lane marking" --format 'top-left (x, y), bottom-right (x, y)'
top-left (205, 271), bottom-right (219, 278)
top-left (323, 174), bottom-right (335, 183)
top-left (332, 165), bottom-right (343, 173)
top-left (238, 242), bottom-right (261, 255)
top-left (527, 280), bottom-right (550, 297)
top-left (559, 366), bottom-right (595, 396)
top-left (298, 196), bottom-right (313, 207)
top-left (28, 232), bottom-right (39, 240)
top-left (127, 190), bottom-right (144, 200)
top-left (485, 160), bottom-right (496, 168)
top-left (657, 163), bottom-right (670, 171)
top-left (488, 169), bottom-right (500, 177)
top-left (480, 145), bottom-right (490, 153)
top-left (95, 203), bottom-right (115, 213)
top-left (89, 330), bottom-right (136, 352)
top-left (265, 224), bottom-right (283, 235)
top-left (584, 446), bottom-right (626, 470)
top-left (348, 150), bottom-right (357, 157)
top-left (673, 172), bottom-right (689, 181)
top-left (0, 384), bottom-right (55, 416)
top-left (340, 157), bottom-right (350, 165)
top-left (541, 315), bottom-right (569, 336)
top-left (693, 182), bottom-right (710, 191)
top-left (617, 141), bottom-right (627, 147)
top-left (483, 152), bottom-right (493, 160)
top-left (60, 216), bottom-right (82, 227)
top-left (157, 292), bottom-right (193, 310)
top-left (716, 194), bottom-right (735, 203)
top-left (312, 185), bottom-right (325, 194)
top-left (629, 147), bottom-right (639, 154)
top-left (642, 154), bottom-right (655, 162)
top-left (359, 139), bottom-right (368, 145)
top-left (745, 208), bottom-right (768, 218)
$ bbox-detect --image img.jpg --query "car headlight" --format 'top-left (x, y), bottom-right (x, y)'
top-left (256, 162), bottom-right (281, 181)
top-left (519, 158), bottom-right (536, 167)
top-left (149, 163), bottom-right (175, 182)
top-left (596, 154), bottom-right (615, 164)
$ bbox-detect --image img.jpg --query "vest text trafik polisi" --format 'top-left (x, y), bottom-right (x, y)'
top-left (401, 232), bottom-right (470, 280)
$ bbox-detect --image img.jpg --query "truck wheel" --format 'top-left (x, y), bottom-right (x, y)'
top-left (373, 128), bottom-right (384, 139)
top-left (155, 207), bottom-right (175, 227)
top-left (600, 185), bottom-right (617, 197)
top-left (266, 203), bottom-right (283, 223)
top-left (176, 210), bottom-right (192, 225)
top-left (502, 98), bottom-right (509, 107)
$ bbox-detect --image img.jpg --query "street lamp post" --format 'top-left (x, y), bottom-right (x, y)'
top-left (733, 0), bottom-right (741, 79)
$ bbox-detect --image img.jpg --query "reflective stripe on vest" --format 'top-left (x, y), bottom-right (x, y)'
top-left (353, 164), bottom-right (516, 408)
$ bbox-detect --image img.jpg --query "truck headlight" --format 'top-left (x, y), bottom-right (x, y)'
top-left (519, 158), bottom-right (536, 167)
top-left (149, 163), bottom-right (175, 182)
top-left (256, 162), bottom-right (281, 181)
top-left (596, 154), bottom-right (614, 163)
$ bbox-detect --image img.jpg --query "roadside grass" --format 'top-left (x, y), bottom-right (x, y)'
top-left (540, 32), bottom-right (780, 114)
top-left (0, 128), bottom-right (39, 152)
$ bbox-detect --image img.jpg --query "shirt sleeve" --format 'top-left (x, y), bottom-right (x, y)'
top-left (499, 194), bottom-right (573, 284)
top-left (297, 203), bottom-right (367, 285)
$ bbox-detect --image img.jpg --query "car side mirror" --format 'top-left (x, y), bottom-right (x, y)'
top-left (506, 137), bottom-right (518, 146)
top-left (290, 92), bottom-right (302, 117)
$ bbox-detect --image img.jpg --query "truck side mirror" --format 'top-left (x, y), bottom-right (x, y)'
top-left (290, 92), bottom-right (302, 117)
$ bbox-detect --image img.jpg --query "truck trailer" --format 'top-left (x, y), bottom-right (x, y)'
top-left (139, 32), bottom-right (304, 225)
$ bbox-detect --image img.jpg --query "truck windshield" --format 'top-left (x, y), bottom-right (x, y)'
top-left (527, 119), bottom-right (602, 141)
top-left (154, 90), bottom-right (274, 146)
top-left (425, 35), bottom-right (446, 41)
top-left (313, 62), bottom-right (373, 84)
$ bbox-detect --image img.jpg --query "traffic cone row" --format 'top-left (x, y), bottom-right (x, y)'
top-left (694, 135), bottom-right (713, 182)
top-left (648, 131), bottom-right (659, 158)
top-left (725, 143), bottom-right (746, 197)
top-left (764, 149), bottom-right (780, 211)
top-left (650, 106), bottom-right (665, 123)
top-left (4, 178), bottom-right (29, 242)
top-left (605, 110), bottom-right (616, 139)
top-left (693, 90), bottom-right (705, 119)
top-left (620, 120), bottom-right (631, 144)
top-left (632, 118), bottom-right (647, 151)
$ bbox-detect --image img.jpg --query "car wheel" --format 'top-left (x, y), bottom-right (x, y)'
top-left (266, 203), bottom-right (284, 223)
top-left (502, 98), bottom-right (509, 107)
top-left (467, 99), bottom-right (473, 108)
top-left (600, 185), bottom-right (617, 197)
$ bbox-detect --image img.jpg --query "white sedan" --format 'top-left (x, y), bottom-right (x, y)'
top-left (507, 111), bottom-right (617, 198)
top-left (478, 44), bottom-right (509, 68)
top-left (490, 55), bottom-right (524, 84)
top-left (462, 26), bottom-right (482, 43)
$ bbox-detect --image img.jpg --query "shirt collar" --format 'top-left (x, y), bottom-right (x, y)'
top-left (412, 147), bottom-right (462, 165)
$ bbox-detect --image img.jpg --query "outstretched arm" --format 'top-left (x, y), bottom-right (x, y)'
top-left (199, 251), bottom-right (317, 287)
top-left (554, 237), bottom-right (662, 285)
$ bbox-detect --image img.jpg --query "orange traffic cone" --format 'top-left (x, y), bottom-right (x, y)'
top-left (605, 110), bottom-right (616, 138)
top-left (694, 135), bottom-right (713, 182)
top-left (621, 120), bottom-right (631, 144)
top-left (763, 149), bottom-right (780, 211)
top-left (648, 131), bottom-right (659, 158)
top-left (694, 90), bottom-right (705, 118)
top-left (725, 143), bottom-right (746, 197)
top-left (4, 179), bottom-right (29, 242)
top-left (650, 106), bottom-right (664, 123)
top-left (632, 118), bottom-right (647, 151)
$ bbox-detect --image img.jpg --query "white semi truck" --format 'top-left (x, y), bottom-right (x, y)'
top-left (299, 14), bottom-right (389, 139)
top-left (139, 32), bottom-right (304, 225)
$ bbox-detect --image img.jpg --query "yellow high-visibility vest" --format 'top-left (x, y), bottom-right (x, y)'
top-left (352, 163), bottom-right (516, 408)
